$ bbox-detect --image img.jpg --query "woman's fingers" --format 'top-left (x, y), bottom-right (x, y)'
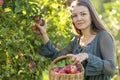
top-left (36, 19), bottom-right (47, 29)
top-left (73, 57), bottom-right (80, 64)
top-left (66, 54), bottom-right (74, 58)
top-left (66, 54), bottom-right (77, 61)
top-left (42, 19), bottom-right (47, 28)
top-left (66, 53), bottom-right (88, 64)
top-left (35, 20), bottom-right (47, 35)
top-left (72, 55), bottom-right (77, 61)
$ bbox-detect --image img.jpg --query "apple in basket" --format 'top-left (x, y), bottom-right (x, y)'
top-left (58, 69), bottom-right (66, 74)
top-left (64, 64), bottom-right (78, 74)
top-left (53, 67), bottom-right (61, 72)
top-left (53, 67), bottom-right (66, 74)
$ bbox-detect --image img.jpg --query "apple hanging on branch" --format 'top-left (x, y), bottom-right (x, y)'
top-left (31, 15), bottom-right (45, 35)
top-left (18, 53), bottom-right (24, 59)
top-left (28, 61), bottom-right (36, 68)
top-left (0, 0), bottom-right (3, 6)
top-left (35, 19), bottom-right (45, 26)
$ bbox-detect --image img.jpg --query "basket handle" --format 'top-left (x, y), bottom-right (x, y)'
top-left (49, 55), bottom-right (84, 71)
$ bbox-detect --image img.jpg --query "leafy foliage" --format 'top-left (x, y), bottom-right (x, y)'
top-left (0, 0), bottom-right (120, 80)
top-left (0, 0), bottom-right (72, 79)
top-left (102, 0), bottom-right (120, 80)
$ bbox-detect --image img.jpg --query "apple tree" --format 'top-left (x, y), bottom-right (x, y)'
top-left (0, 0), bottom-right (73, 79)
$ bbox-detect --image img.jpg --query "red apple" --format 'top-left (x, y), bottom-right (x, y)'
top-left (59, 69), bottom-right (66, 74)
top-left (31, 25), bottom-right (37, 30)
top-left (64, 64), bottom-right (71, 73)
top-left (35, 19), bottom-right (45, 26)
top-left (0, 0), bottom-right (3, 6)
top-left (53, 67), bottom-right (60, 72)
top-left (31, 24), bottom-right (42, 35)
top-left (34, 15), bottom-right (40, 21)
top-left (70, 64), bottom-right (78, 74)
top-left (39, 19), bottom-right (45, 26)
top-left (28, 61), bottom-right (36, 68)
top-left (64, 64), bottom-right (78, 74)
top-left (18, 53), bottom-right (23, 58)
top-left (36, 20), bottom-right (41, 24)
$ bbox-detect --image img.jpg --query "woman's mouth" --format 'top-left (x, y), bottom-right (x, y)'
top-left (76, 21), bottom-right (84, 26)
top-left (76, 22), bottom-right (84, 26)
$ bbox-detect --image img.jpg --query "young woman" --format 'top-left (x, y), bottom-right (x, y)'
top-left (36, 0), bottom-right (116, 80)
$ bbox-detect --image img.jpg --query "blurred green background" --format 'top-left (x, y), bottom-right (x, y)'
top-left (0, 0), bottom-right (120, 80)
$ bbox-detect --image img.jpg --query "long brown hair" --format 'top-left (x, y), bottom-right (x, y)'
top-left (70, 0), bottom-right (107, 36)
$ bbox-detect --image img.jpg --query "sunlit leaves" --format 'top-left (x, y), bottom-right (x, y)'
top-left (103, 1), bottom-right (120, 80)
top-left (0, 0), bottom-right (72, 79)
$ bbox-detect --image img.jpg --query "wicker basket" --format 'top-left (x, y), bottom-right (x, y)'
top-left (49, 56), bottom-right (84, 80)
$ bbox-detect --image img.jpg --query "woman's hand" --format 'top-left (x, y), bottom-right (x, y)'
top-left (66, 53), bottom-right (88, 64)
top-left (36, 19), bottom-right (49, 44)
top-left (36, 19), bottom-right (47, 35)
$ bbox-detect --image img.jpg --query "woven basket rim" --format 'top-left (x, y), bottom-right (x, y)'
top-left (49, 56), bottom-right (85, 80)
top-left (49, 55), bottom-right (84, 74)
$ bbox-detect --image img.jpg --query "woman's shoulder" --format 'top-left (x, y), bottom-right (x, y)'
top-left (97, 30), bottom-right (111, 38)
top-left (98, 30), bottom-right (109, 35)
top-left (97, 30), bottom-right (113, 41)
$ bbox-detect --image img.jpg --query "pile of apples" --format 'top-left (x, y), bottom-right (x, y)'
top-left (31, 15), bottom-right (45, 35)
top-left (53, 64), bottom-right (81, 74)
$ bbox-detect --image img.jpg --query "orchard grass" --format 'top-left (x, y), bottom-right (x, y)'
top-left (43, 70), bottom-right (49, 80)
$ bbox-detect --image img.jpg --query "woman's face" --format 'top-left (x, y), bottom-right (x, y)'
top-left (71, 5), bottom-right (92, 30)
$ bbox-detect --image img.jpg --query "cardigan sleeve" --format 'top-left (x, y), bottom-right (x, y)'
top-left (38, 36), bottom-right (78, 60)
top-left (85, 31), bottom-right (116, 76)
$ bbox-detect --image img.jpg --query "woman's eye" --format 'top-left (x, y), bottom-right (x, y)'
top-left (81, 13), bottom-right (86, 16)
top-left (72, 15), bottom-right (77, 17)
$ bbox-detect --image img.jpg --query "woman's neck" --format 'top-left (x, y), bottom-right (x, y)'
top-left (80, 29), bottom-right (97, 47)
top-left (81, 28), bottom-right (93, 38)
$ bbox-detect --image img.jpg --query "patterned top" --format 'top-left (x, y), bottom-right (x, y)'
top-left (39, 31), bottom-right (116, 80)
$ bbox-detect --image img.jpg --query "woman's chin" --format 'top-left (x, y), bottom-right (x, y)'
top-left (76, 26), bottom-right (86, 30)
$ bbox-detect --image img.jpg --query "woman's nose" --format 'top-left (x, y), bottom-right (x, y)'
top-left (77, 15), bottom-right (82, 20)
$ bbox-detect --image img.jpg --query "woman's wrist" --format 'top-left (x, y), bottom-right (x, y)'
top-left (41, 33), bottom-right (49, 44)
top-left (84, 53), bottom-right (89, 61)
top-left (41, 32), bottom-right (47, 37)
top-left (76, 53), bottom-right (89, 62)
